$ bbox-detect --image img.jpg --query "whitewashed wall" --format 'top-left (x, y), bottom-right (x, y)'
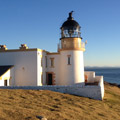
top-left (0, 50), bottom-right (38, 86)
top-left (46, 54), bottom-right (60, 85)
top-left (0, 84), bottom-right (104, 100)
top-left (10, 67), bottom-right (15, 85)
top-left (41, 51), bottom-right (47, 85)
top-left (98, 76), bottom-right (104, 99)
top-left (0, 69), bottom-right (10, 86)
top-left (85, 71), bottom-right (95, 83)
top-left (44, 50), bottom-right (85, 85)
top-left (59, 50), bottom-right (84, 85)
top-left (37, 51), bottom-right (42, 86)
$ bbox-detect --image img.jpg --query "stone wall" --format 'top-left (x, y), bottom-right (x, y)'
top-left (0, 84), bottom-right (104, 100)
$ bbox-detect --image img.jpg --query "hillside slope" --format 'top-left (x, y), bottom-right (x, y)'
top-left (0, 83), bottom-right (120, 120)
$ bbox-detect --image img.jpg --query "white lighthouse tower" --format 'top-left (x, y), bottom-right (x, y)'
top-left (59, 11), bottom-right (85, 85)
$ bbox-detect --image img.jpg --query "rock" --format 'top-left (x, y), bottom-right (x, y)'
top-left (36, 116), bottom-right (47, 120)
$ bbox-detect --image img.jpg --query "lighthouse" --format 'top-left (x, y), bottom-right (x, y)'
top-left (58, 11), bottom-right (85, 85)
top-left (0, 11), bottom-right (104, 100)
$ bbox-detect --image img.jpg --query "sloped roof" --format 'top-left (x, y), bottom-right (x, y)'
top-left (0, 65), bottom-right (13, 77)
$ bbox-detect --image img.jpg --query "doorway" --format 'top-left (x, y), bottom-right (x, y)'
top-left (4, 80), bottom-right (7, 86)
top-left (47, 73), bottom-right (53, 85)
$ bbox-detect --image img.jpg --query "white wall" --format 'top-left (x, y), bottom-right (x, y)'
top-left (44, 50), bottom-right (85, 85)
top-left (45, 54), bottom-right (60, 85)
top-left (0, 79), bottom-right (4, 86)
top-left (84, 71), bottom-right (95, 83)
top-left (10, 67), bottom-right (15, 85)
top-left (0, 50), bottom-right (38, 86)
top-left (98, 76), bottom-right (104, 99)
top-left (59, 50), bottom-right (84, 85)
top-left (0, 84), bottom-right (104, 100)
top-left (41, 51), bottom-right (47, 85)
top-left (84, 71), bottom-right (104, 99)
top-left (85, 71), bottom-right (104, 84)
top-left (0, 69), bottom-right (10, 86)
top-left (37, 51), bottom-right (42, 86)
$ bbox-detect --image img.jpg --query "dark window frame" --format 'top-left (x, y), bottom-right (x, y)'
top-left (68, 56), bottom-right (71, 65)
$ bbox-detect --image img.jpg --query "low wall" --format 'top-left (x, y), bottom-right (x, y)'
top-left (0, 84), bottom-right (104, 100)
top-left (84, 71), bottom-right (95, 83)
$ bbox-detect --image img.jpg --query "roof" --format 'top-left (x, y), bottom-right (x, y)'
top-left (61, 19), bottom-right (80, 28)
top-left (61, 11), bottom-right (80, 29)
top-left (0, 65), bottom-right (13, 77)
top-left (0, 48), bottom-right (43, 53)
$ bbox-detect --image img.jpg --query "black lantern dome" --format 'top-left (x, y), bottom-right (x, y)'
top-left (61, 11), bottom-right (81, 38)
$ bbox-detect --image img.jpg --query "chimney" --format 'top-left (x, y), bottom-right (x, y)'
top-left (19, 44), bottom-right (28, 50)
top-left (0, 45), bottom-right (7, 51)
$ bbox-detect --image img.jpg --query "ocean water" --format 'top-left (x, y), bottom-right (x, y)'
top-left (85, 67), bottom-right (120, 85)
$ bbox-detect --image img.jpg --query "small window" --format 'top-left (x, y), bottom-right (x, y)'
top-left (41, 74), bottom-right (43, 84)
top-left (67, 55), bottom-right (71, 65)
top-left (50, 58), bottom-right (54, 67)
top-left (45, 56), bottom-right (47, 68)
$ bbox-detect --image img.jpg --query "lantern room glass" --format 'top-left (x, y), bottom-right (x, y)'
top-left (61, 27), bottom-right (81, 38)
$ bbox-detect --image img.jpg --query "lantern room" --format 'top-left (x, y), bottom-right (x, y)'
top-left (59, 11), bottom-right (85, 51)
top-left (61, 11), bottom-right (81, 39)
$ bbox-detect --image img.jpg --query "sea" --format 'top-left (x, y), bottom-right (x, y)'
top-left (85, 67), bottom-right (120, 85)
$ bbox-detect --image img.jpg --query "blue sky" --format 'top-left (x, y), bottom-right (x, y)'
top-left (0, 0), bottom-right (120, 67)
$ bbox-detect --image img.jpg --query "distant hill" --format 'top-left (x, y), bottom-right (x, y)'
top-left (85, 66), bottom-right (120, 69)
top-left (0, 82), bottom-right (120, 120)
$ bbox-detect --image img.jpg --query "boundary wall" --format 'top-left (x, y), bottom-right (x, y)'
top-left (0, 84), bottom-right (104, 100)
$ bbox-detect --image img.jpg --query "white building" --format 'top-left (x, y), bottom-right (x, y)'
top-left (0, 12), bottom-right (104, 100)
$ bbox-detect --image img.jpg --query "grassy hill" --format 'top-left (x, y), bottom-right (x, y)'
top-left (0, 82), bottom-right (120, 120)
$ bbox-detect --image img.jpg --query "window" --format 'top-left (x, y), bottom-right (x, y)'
top-left (45, 56), bottom-right (47, 68)
top-left (50, 58), bottom-right (54, 67)
top-left (41, 74), bottom-right (43, 84)
top-left (68, 57), bottom-right (71, 65)
top-left (67, 55), bottom-right (71, 65)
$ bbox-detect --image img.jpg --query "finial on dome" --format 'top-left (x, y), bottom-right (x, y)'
top-left (20, 44), bottom-right (28, 50)
top-left (68, 11), bottom-right (74, 20)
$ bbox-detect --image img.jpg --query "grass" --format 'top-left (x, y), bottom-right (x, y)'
top-left (0, 82), bottom-right (120, 120)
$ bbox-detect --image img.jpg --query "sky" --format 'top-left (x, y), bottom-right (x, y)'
top-left (0, 0), bottom-right (120, 67)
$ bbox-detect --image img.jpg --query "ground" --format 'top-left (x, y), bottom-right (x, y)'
top-left (0, 82), bottom-right (120, 120)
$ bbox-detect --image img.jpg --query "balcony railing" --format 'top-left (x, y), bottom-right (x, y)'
top-left (58, 41), bottom-right (85, 50)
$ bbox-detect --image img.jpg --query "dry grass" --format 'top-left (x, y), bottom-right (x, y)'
top-left (0, 83), bottom-right (120, 120)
